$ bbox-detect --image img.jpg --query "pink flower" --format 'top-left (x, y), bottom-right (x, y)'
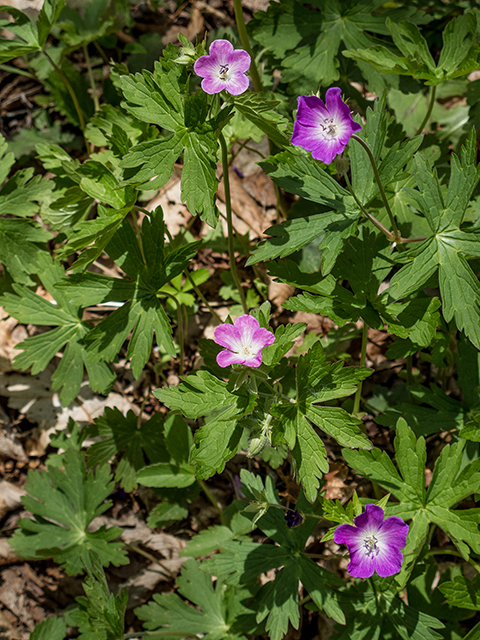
top-left (214, 315), bottom-right (275, 368)
top-left (291, 88), bottom-right (362, 164)
top-left (334, 504), bottom-right (409, 579)
top-left (194, 39), bottom-right (251, 96)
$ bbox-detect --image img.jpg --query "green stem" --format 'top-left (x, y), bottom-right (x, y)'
top-left (184, 270), bottom-right (223, 323)
top-left (232, 0), bottom-right (262, 94)
top-left (351, 134), bottom-right (399, 242)
top-left (415, 85), bottom-right (437, 136)
top-left (42, 49), bottom-right (86, 132)
top-left (353, 321), bottom-right (369, 416)
top-left (83, 44), bottom-right (100, 112)
top-left (124, 543), bottom-right (176, 579)
top-left (344, 172), bottom-right (395, 241)
top-left (406, 355), bottom-right (414, 386)
top-left (176, 303), bottom-right (185, 377)
top-left (197, 479), bottom-right (228, 526)
top-left (423, 548), bottom-right (480, 573)
top-left (219, 132), bottom-right (248, 314)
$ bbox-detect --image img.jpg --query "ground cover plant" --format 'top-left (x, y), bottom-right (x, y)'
top-left (0, 0), bottom-right (480, 638)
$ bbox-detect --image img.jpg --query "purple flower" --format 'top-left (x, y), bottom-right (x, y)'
top-left (334, 504), bottom-right (409, 579)
top-left (214, 315), bottom-right (275, 368)
top-left (194, 39), bottom-right (251, 96)
top-left (291, 88), bottom-right (362, 165)
top-left (285, 509), bottom-right (304, 528)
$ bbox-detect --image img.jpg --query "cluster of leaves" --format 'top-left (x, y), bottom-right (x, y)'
top-left (2, 0), bottom-right (480, 639)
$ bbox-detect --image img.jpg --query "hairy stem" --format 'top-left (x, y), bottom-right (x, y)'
top-left (83, 44), bottom-right (99, 112)
top-left (415, 85), bottom-right (437, 136)
top-left (351, 134), bottom-right (400, 242)
top-left (43, 49), bottom-right (86, 132)
top-left (353, 321), bottom-right (368, 416)
top-left (197, 479), bottom-right (228, 526)
top-left (232, 0), bottom-right (262, 93)
top-left (219, 132), bottom-right (248, 313)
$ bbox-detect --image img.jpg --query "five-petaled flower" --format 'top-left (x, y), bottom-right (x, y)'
top-left (214, 315), bottom-right (275, 368)
top-left (291, 87), bottom-right (362, 165)
top-left (334, 504), bottom-right (409, 579)
top-left (194, 39), bottom-right (251, 96)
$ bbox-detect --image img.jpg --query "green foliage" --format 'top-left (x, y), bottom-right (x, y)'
top-left (30, 617), bottom-right (67, 640)
top-left (67, 556), bottom-right (127, 640)
top-left (439, 573), bottom-right (480, 610)
top-left (11, 450), bottom-right (127, 575)
top-left (1, 257), bottom-right (115, 405)
top-left (270, 341), bottom-right (371, 501)
top-left (137, 558), bottom-right (258, 640)
top-left (343, 418), bottom-right (480, 586)
top-left (201, 471), bottom-right (345, 640)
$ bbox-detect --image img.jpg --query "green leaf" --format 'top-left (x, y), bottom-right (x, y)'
top-left (70, 555), bottom-right (127, 640)
top-left (37, 0), bottom-right (65, 47)
top-left (136, 559), bottom-right (251, 640)
top-left (147, 502), bottom-right (189, 528)
top-left (232, 93), bottom-right (290, 149)
top-left (272, 342), bottom-right (371, 501)
top-left (10, 450), bottom-right (127, 575)
top-left (137, 462), bottom-right (196, 488)
top-left (439, 574), bottom-right (480, 611)
top-left (86, 409), bottom-right (171, 492)
top-left (0, 218), bottom-right (51, 285)
top-left (0, 7), bottom-right (40, 62)
top-left (1, 258), bottom-right (115, 404)
top-left (30, 617), bottom-right (67, 640)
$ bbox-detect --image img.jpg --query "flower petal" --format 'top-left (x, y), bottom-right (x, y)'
top-left (241, 353), bottom-right (263, 368)
top-left (209, 39), bottom-right (234, 63)
top-left (201, 76), bottom-right (227, 95)
top-left (374, 545), bottom-right (404, 577)
top-left (227, 48), bottom-right (251, 74)
top-left (334, 523), bottom-right (362, 546)
top-left (354, 504), bottom-right (385, 532)
top-left (251, 327), bottom-right (276, 351)
top-left (225, 73), bottom-right (249, 96)
top-left (310, 139), bottom-right (345, 164)
top-left (234, 315), bottom-right (260, 342)
top-left (380, 516), bottom-right (409, 549)
top-left (214, 323), bottom-right (242, 352)
top-left (347, 548), bottom-right (375, 579)
top-left (325, 87), bottom-right (362, 136)
top-left (194, 55), bottom-right (218, 79)
top-left (217, 349), bottom-right (244, 368)
top-left (296, 95), bottom-right (329, 126)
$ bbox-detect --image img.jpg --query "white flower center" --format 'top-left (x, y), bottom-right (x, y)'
top-left (363, 534), bottom-right (380, 556)
top-left (321, 117), bottom-right (337, 137)
top-left (239, 342), bottom-right (256, 357)
top-left (219, 64), bottom-right (229, 80)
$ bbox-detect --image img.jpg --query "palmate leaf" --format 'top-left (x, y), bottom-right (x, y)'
top-left (1, 257), bottom-right (115, 405)
top-left (270, 341), bottom-right (371, 502)
top-left (248, 0), bottom-right (426, 91)
top-left (388, 130), bottom-right (480, 348)
top-left (345, 13), bottom-right (480, 86)
top-left (10, 450), bottom-right (127, 576)
top-left (0, 6), bottom-right (40, 62)
top-left (120, 46), bottom-right (220, 226)
top-left (439, 574), bottom-right (480, 611)
top-left (85, 408), bottom-right (174, 492)
top-left (57, 207), bottom-right (198, 376)
top-left (156, 371), bottom-right (257, 478)
top-left (343, 418), bottom-right (480, 587)
top-left (247, 151), bottom-right (361, 273)
top-left (136, 559), bottom-right (257, 640)
top-left (201, 472), bottom-right (344, 640)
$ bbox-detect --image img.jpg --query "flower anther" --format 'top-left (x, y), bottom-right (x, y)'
top-left (334, 504), bottom-right (409, 579)
top-left (291, 87), bottom-right (362, 164)
top-left (194, 39), bottom-right (251, 96)
top-left (214, 314), bottom-right (275, 368)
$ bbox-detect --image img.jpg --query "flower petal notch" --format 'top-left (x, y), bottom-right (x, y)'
top-left (291, 87), bottom-right (362, 164)
top-left (214, 315), bottom-right (275, 368)
top-left (194, 39), bottom-right (251, 96)
top-left (334, 504), bottom-right (409, 579)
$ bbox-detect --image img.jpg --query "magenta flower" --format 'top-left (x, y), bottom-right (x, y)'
top-left (334, 504), bottom-right (409, 579)
top-left (291, 88), bottom-right (362, 164)
top-left (214, 315), bottom-right (275, 368)
top-left (194, 39), bottom-right (251, 96)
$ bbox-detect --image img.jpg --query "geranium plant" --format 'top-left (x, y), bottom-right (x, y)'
top-left (0, 0), bottom-right (480, 639)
